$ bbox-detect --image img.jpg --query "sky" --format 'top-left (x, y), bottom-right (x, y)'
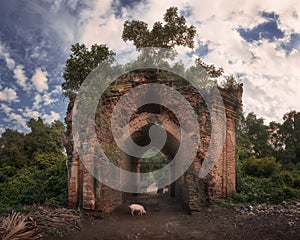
top-left (0, 0), bottom-right (300, 134)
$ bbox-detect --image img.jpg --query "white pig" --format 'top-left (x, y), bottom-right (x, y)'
top-left (129, 204), bottom-right (147, 216)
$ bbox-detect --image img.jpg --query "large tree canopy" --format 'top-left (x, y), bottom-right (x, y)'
top-left (61, 7), bottom-right (227, 98)
top-left (62, 43), bottom-right (115, 99)
top-left (122, 7), bottom-right (196, 49)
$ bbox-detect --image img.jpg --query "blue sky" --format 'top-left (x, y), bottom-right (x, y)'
top-left (0, 0), bottom-right (300, 133)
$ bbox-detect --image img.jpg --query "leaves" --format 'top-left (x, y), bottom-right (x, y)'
top-left (122, 7), bottom-right (196, 50)
top-left (62, 43), bottom-right (115, 99)
top-left (0, 118), bottom-right (67, 208)
top-left (235, 111), bottom-right (300, 204)
top-left (243, 157), bottom-right (281, 178)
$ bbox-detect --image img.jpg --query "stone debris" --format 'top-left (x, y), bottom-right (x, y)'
top-left (235, 200), bottom-right (300, 217)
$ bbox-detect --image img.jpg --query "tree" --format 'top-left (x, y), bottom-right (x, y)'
top-left (25, 118), bottom-right (65, 158)
top-left (271, 111), bottom-right (300, 168)
top-left (62, 43), bottom-right (115, 99)
top-left (235, 111), bottom-right (253, 160)
top-left (0, 119), bottom-right (68, 208)
top-left (235, 112), bottom-right (272, 160)
top-left (243, 157), bottom-right (281, 178)
top-left (245, 113), bottom-right (272, 158)
top-left (122, 6), bottom-right (225, 84)
top-left (122, 7), bottom-right (196, 50)
top-left (281, 111), bottom-right (300, 163)
top-left (0, 129), bottom-right (28, 168)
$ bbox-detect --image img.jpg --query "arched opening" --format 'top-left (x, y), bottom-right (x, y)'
top-left (139, 149), bottom-right (169, 194)
top-left (120, 118), bottom-right (186, 209)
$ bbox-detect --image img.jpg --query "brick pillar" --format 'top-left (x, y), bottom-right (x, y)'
top-left (224, 114), bottom-right (236, 197)
top-left (68, 153), bottom-right (79, 208)
top-left (82, 153), bottom-right (95, 209)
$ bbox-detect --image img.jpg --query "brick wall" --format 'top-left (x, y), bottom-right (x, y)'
top-left (64, 70), bottom-right (243, 213)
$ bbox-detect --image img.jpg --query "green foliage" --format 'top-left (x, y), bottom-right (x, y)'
top-left (122, 6), bottom-right (196, 68)
top-left (246, 113), bottom-right (273, 157)
top-left (235, 156), bottom-right (300, 204)
top-left (235, 110), bottom-right (300, 204)
top-left (243, 157), bottom-right (281, 178)
top-left (221, 75), bottom-right (240, 92)
top-left (233, 174), bottom-right (300, 204)
top-left (140, 150), bottom-right (168, 173)
top-left (0, 118), bottom-right (67, 209)
top-left (49, 227), bottom-right (64, 238)
top-left (271, 111), bottom-right (300, 167)
top-left (0, 129), bottom-right (28, 168)
top-left (236, 111), bottom-right (252, 161)
top-left (236, 111), bottom-right (274, 160)
top-left (62, 43), bottom-right (115, 99)
top-left (194, 58), bottom-right (224, 78)
top-left (140, 150), bottom-right (168, 184)
top-left (122, 7), bottom-right (196, 50)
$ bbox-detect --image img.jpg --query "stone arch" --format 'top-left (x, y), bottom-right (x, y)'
top-left (119, 112), bottom-right (181, 199)
top-left (63, 70), bottom-right (243, 213)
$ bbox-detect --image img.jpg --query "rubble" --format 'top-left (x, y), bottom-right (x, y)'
top-left (236, 200), bottom-right (300, 217)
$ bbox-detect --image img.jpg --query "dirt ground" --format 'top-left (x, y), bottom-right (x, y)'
top-left (48, 194), bottom-right (300, 240)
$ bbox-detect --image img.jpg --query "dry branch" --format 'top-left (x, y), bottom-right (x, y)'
top-left (0, 206), bottom-right (81, 239)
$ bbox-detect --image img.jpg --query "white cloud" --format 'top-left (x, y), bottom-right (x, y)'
top-left (32, 88), bottom-right (59, 111)
top-left (13, 65), bottom-right (30, 91)
top-left (42, 111), bottom-right (60, 124)
top-left (30, 42), bottom-right (48, 59)
top-left (66, 0), bottom-right (79, 10)
top-left (1, 0), bottom-right (300, 129)
top-left (0, 42), bottom-right (15, 70)
top-left (74, 0), bottom-right (300, 123)
top-left (0, 88), bottom-right (18, 102)
top-left (0, 104), bottom-right (12, 115)
top-left (50, 0), bottom-right (63, 13)
top-left (50, 15), bottom-right (75, 44)
top-left (52, 85), bottom-right (62, 95)
top-left (33, 94), bottom-right (42, 109)
top-left (43, 92), bottom-right (57, 105)
top-left (8, 112), bottom-right (29, 130)
top-left (31, 68), bottom-right (49, 92)
top-left (23, 107), bottom-right (40, 119)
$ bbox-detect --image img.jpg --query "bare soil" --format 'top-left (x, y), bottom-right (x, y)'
top-left (47, 195), bottom-right (300, 240)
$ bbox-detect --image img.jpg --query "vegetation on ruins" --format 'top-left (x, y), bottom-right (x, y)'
top-left (61, 7), bottom-right (227, 99)
top-left (122, 7), bottom-right (196, 50)
top-left (0, 6), bottom-right (299, 212)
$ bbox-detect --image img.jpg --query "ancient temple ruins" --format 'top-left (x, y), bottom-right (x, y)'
top-left (63, 69), bottom-right (243, 213)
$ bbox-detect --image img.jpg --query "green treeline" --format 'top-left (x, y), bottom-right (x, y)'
top-left (235, 110), bottom-right (300, 204)
top-left (0, 118), bottom-right (67, 210)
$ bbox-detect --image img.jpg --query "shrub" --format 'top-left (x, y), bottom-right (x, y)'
top-left (243, 157), bottom-right (281, 178)
top-left (0, 157), bottom-right (67, 208)
top-left (234, 159), bottom-right (300, 204)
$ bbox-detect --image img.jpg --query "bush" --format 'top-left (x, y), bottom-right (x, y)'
top-left (234, 158), bottom-right (300, 204)
top-left (0, 157), bottom-right (67, 208)
top-left (243, 157), bottom-right (281, 178)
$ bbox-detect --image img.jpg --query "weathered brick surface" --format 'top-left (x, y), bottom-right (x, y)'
top-left (63, 70), bottom-right (242, 212)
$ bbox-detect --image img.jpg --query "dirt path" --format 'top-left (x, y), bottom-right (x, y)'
top-left (48, 195), bottom-right (300, 240)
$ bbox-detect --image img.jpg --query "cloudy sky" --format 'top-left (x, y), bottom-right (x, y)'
top-left (0, 0), bottom-right (300, 134)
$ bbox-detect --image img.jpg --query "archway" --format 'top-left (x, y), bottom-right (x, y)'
top-left (63, 70), bottom-right (243, 213)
